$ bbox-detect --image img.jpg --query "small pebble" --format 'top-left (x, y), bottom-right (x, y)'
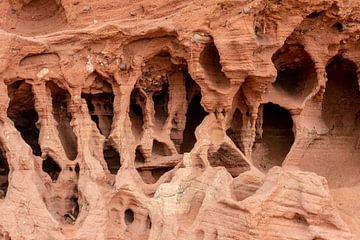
top-left (83, 5), bottom-right (91, 12)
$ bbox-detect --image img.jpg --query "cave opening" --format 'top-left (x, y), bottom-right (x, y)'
top-left (0, 148), bottom-right (9, 199)
top-left (150, 167), bottom-right (173, 182)
top-left (124, 208), bottom-right (135, 225)
top-left (147, 215), bottom-right (152, 229)
top-left (103, 142), bottom-right (121, 175)
top-left (129, 89), bottom-right (145, 138)
top-left (199, 43), bottom-right (230, 89)
top-left (63, 193), bottom-right (80, 224)
top-left (332, 22), bottom-right (343, 32)
top-left (180, 79), bottom-right (207, 153)
top-left (42, 160), bottom-right (81, 224)
top-left (42, 157), bottom-right (61, 182)
top-left (306, 11), bottom-right (324, 19)
top-left (7, 81), bottom-right (41, 156)
top-left (322, 56), bottom-right (360, 134)
top-left (152, 83), bottom-right (169, 126)
top-left (135, 146), bottom-right (145, 163)
top-left (136, 139), bottom-right (174, 184)
top-left (137, 51), bottom-right (174, 132)
top-left (19, 0), bottom-right (64, 21)
top-left (75, 163), bottom-right (80, 176)
top-left (272, 44), bottom-right (316, 98)
top-left (152, 140), bottom-right (171, 156)
top-left (47, 81), bottom-right (78, 160)
top-left (226, 109), bottom-right (244, 152)
top-left (132, 52), bottom-right (208, 182)
top-left (252, 103), bottom-right (294, 171)
top-left (82, 92), bottom-right (114, 138)
top-left (10, 0), bottom-right (68, 35)
top-left (138, 167), bottom-right (173, 185)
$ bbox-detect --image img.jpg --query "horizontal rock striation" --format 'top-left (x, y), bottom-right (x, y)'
top-left (0, 0), bottom-right (359, 239)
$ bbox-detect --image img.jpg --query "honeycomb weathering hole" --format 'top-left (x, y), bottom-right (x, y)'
top-left (226, 109), bottom-right (244, 153)
top-left (135, 146), bottom-right (145, 163)
top-left (47, 81), bottom-right (78, 160)
top-left (124, 208), bottom-right (135, 225)
top-left (11, 0), bottom-right (68, 35)
top-left (322, 56), bottom-right (360, 134)
top-left (0, 148), bottom-right (9, 199)
top-left (7, 81), bottom-right (41, 156)
top-left (272, 44), bottom-right (317, 98)
top-left (137, 167), bottom-right (174, 184)
top-left (82, 80), bottom-right (114, 138)
top-left (103, 142), bottom-right (121, 175)
top-left (44, 179), bottom-right (80, 224)
top-left (199, 44), bottom-right (230, 89)
top-left (108, 195), bottom-right (151, 239)
top-left (42, 157), bottom-right (61, 182)
top-left (297, 56), bottom-right (360, 189)
top-left (153, 83), bottom-right (169, 126)
top-left (130, 89), bottom-right (145, 138)
top-left (180, 92), bottom-right (207, 153)
top-left (252, 103), bottom-right (294, 171)
top-left (152, 140), bottom-right (171, 156)
top-left (131, 52), bottom-right (208, 185)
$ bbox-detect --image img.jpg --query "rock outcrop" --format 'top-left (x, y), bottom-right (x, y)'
top-left (0, 0), bottom-right (359, 239)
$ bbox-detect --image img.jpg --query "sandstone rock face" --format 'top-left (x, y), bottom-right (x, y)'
top-left (0, 0), bottom-right (359, 239)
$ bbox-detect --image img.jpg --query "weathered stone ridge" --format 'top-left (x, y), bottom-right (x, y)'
top-left (0, 0), bottom-right (359, 239)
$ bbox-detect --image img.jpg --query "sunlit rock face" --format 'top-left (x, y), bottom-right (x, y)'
top-left (0, 0), bottom-right (359, 239)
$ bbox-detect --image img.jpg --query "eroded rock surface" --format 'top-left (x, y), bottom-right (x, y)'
top-left (0, 0), bottom-right (359, 239)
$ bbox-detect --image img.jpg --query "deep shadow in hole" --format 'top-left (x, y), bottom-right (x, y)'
top-left (135, 146), bottom-right (145, 163)
top-left (150, 167), bottom-right (173, 181)
top-left (180, 91), bottom-right (207, 153)
top-left (272, 44), bottom-right (316, 97)
top-left (47, 81), bottom-right (78, 160)
top-left (332, 22), bottom-right (343, 32)
top-left (130, 89), bottom-right (145, 138)
top-left (42, 157), bottom-right (61, 182)
top-left (124, 208), bottom-right (134, 225)
top-left (306, 10), bottom-right (324, 18)
top-left (64, 193), bottom-right (80, 224)
top-left (226, 109), bottom-right (244, 152)
top-left (7, 81), bottom-right (41, 156)
top-left (138, 167), bottom-right (173, 184)
top-left (81, 92), bottom-right (114, 137)
top-left (103, 142), bottom-right (121, 174)
top-left (253, 103), bottom-right (294, 170)
top-left (147, 215), bottom-right (152, 229)
top-left (152, 140), bottom-right (171, 156)
top-left (153, 83), bottom-right (169, 125)
top-left (75, 163), bottom-right (80, 177)
top-left (322, 56), bottom-right (360, 134)
top-left (0, 148), bottom-right (9, 198)
top-left (199, 43), bottom-right (230, 89)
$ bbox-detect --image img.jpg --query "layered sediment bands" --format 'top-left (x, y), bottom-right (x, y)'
top-left (0, 0), bottom-right (360, 239)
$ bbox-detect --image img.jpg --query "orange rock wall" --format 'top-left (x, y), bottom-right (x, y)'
top-left (0, 0), bottom-right (359, 239)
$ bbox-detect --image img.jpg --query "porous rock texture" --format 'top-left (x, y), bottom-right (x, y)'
top-left (0, 0), bottom-right (359, 239)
